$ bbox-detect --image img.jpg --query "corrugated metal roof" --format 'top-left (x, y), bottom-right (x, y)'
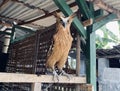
top-left (104, 0), bottom-right (120, 10)
top-left (0, 0), bottom-right (120, 41)
top-left (97, 44), bottom-right (120, 58)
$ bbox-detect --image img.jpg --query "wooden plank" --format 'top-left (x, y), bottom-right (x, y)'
top-left (0, 73), bottom-right (86, 83)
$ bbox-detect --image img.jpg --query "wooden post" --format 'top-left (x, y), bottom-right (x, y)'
top-left (85, 25), bottom-right (96, 91)
top-left (76, 32), bottom-right (81, 91)
top-left (32, 83), bottom-right (41, 91)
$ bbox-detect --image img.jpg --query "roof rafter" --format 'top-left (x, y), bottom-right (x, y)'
top-left (89, 0), bottom-right (120, 18)
top-left (18, 2), bottom-right (77, 25)
top-left (11, 0), bottom-right (49, 14)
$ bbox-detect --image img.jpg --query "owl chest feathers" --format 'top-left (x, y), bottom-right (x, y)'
top-left (53, 27), bottom-right (73, 52)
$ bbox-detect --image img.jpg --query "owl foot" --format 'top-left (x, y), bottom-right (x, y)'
top-left (53, 70), bottom-right (59, 82)
top-left (59, 70), bottom-right (72, 80)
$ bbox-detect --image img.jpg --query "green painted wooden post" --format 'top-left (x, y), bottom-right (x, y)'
top-left (93, 14), bottom-right (117, 31)
top-left (85, 25), bottom-right (96, 91)
top-left (10, 26), bottom-right (15, 42)
top-left (53, 0), bottom-right (86, 38)
top-left (76, 0), bottom-right (93, 19)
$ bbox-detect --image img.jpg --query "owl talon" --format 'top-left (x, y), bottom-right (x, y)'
top-left (53, 70), bottom-right (59, 82)
top-left (60, 70), bottom-right (72, 80)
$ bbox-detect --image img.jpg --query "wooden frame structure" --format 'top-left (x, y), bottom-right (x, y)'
top-left (0, 73), bottom-right (86, 91)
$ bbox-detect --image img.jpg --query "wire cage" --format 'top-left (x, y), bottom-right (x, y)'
top-left (2, 25), bottom-right (91, 91)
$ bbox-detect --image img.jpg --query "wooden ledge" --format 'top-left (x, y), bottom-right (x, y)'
top-left (0, 73), bottom-right (86, 83)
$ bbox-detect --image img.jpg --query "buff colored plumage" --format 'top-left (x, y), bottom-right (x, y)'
top-left (46, 12), bottom-right (76, 81)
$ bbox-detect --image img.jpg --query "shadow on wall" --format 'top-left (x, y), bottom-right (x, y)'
top-left (0, 52), bottom-right (9, 90)
top-left (0, 52), bottom-right (9, 72)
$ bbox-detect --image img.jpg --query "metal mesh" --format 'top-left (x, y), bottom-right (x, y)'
top-left (35, 25), bottom-right (56, 75)
top-left (7, 34), bottom-right (36, 74)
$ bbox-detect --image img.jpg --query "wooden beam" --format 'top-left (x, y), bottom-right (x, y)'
top-left (76, 0), bottom-right (93, 19)
top-left (93, 14), bottom-right (117, 31)
top-left (18, 2), bottom-right (77, 25)
top-left (53, 0), bottom-right (86, 38)
top-left (92, 0), bottom-right (120, 18)
top-left (0, 73), bottom-right (86, 83)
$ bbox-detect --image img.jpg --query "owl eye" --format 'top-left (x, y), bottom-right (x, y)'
top-left (60, 19), bottom-right (63, 22)
top-left (67, 20), bottom-right (70, 23)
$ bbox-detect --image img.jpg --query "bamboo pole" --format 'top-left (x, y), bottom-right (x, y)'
top-left (76, 32), bottom-right (81, 91)
top-left (76, 33), bottom-right (81, 76)
top-left (75, 10), bottom-right (81, 91)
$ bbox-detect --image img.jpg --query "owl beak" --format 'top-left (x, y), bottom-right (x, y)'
top-left (61, 21), bottom-right (66, 27)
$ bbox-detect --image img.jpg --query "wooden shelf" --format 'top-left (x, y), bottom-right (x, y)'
top-left (0, 72), bottom-right (86, 83)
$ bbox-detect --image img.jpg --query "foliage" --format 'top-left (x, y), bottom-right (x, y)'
top-left (96, 21), bottom-right (120, 49)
